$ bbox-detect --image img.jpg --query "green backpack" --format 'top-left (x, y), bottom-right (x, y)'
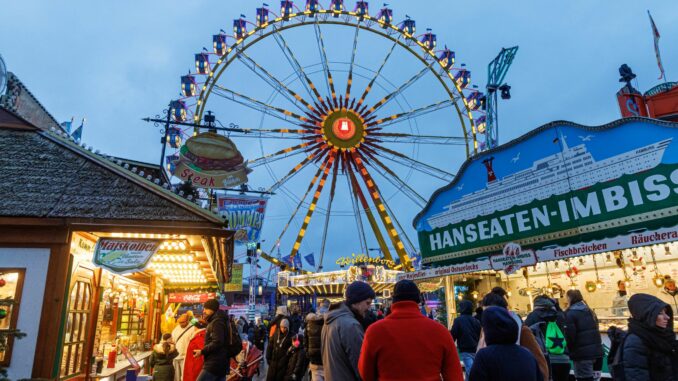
top-left (544, 321), bottom-right (567, 355)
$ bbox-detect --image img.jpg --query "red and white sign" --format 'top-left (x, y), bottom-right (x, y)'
top-left (490, 242), bottom-right (537, 275)
top-left (332, 118), bottom-right (356, 140)
top-left (167, 292), bottom-right (217, 304)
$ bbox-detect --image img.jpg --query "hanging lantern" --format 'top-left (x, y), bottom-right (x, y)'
top-left (664, 276), bottom-right (677, 296)
top-left (377, 7), bottom-right (393, 26)
top-left (195, 53), bottom-right (210, 75)
top-left (168, 127), bottom-right (182, 148)
top-left (233, 18), bottom-right (247, 40)
top-left (305, 0), bottom-right (320, 13)
top-left (585, 281), bottom-right (597, 293)
top-left (355, 1), bottom-right (369, 20)
top-left (653, 274), bottom-right (665, 288)
top-left (437, 48), bottom-right (455, 70)
top-left (170, 100), bottom-right (187, 122)
top-left (400, 18), bottom-right (416, 35)
top-left (280, 1), bottom-right (294, 19)
top-left (213, 34), bottom-right (227, 56)
top-left (420, 31), bottom-right (437, 50)
top-left (454, 69), bottom-right (471, 89)
top-left (181, 75), bottom-right (196, 97)
top-left (256, 7), bottom-right (269, 26)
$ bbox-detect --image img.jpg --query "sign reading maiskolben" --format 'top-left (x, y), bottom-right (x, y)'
top-left (93, 239), bottom-right (162, 274)
top-left (414, 118), bottom-right (678, 266)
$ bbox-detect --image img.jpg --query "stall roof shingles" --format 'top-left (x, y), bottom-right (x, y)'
top-left (0, 128), bottom-right (214, 222)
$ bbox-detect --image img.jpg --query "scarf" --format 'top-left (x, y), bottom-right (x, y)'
top-left (628, 318), bottom-right (676, 354)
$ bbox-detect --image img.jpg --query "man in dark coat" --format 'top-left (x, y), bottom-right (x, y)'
top-left (469, 306), bottom-right (543, 381)
top-left (193, 299), bottom-right (230, 381)
top-left (451, 300), bottom-right (481, 379)
top-left (525, 296), bottom-right (570, 381)
top-left (622, 293), bottom-right (678, 381)
top-left (564, 290), bottom-right (603, 381)
top-left (266, 318), bottom-right (292, 381)
top-left (304, 299), bottom-right (329, 381)
top-left (285, 334), bottom-right (309, 381)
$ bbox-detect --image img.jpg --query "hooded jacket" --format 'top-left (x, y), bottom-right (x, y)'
top-left (622, 294), bottom-right (678, 381)
top-left (359, 301), bottom-right (463, 381)
top-left (451, 300), bottom-right (482, 353)
top-left (564, 301), bottom-right (603, 361)
top-left (266, 327), bottom-right (293, 381)
top-left (304, 311), bottom-right (325, 365)
top-left (321, 302), bottom-right (364, 381)
top-left (150, 343), bottom-right (179, 381)
top-left (183, 329), bottom-right (205, 381)
top-left (525, 299), bottom-right (569, 359)
top-left (285, 341), bottom-right (309, 381)
top-left (469, 307), bottom-right (543, 381)
top-left (201, 310), bottom-right (232, 377)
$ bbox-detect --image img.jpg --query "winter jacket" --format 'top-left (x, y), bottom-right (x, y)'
top-left (469, 306), bottom-right (543, 381)
top-left (359, 301), bottom-right (464, 381)
top-left (269, 314), bottom-right (288, 339)
top-left (321, 302), bottom-right (364, 381)
top-left (525, 303), bottom-right (570, 359)
top-left (622, 294), bottom-right (678, 381)
top-left (564, 301), bottom-right (603, 361)
top-left (304, 312), bottom-right (324, 365)
top-left (183, 329), bottom-right (205, 381)
top-left (285, 344), bottom-right (309, 381)
top-left (201, 310), bottom-right (232, 377)
top-left (266, 329), bottom-right (293, 381)
top-left (289, 313), bottom-right (303, 335)
top-left (253, 323), bottom-right (267, 351)
top-left (451, 300), bottom-right (481, 353)
top-left (150, 343), bottom-right (179, 381)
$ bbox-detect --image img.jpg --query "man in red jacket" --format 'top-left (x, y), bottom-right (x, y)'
top-left (358, 280), bottom-right (464, 381)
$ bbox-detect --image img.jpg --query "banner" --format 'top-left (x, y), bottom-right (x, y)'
top-left (223, 263), bottom-right (243, 292)
top-left (414, 119), bottom-right (678, 266)
top-left (167, 292), bottom-right (217, 304)
top-left (218, 194), bottom-right (269, 245)
top-left (93, 239), bottom-right (161, 274)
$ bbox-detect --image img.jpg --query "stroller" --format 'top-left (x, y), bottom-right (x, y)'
top-left (227, 341), bottom-right (263, 381)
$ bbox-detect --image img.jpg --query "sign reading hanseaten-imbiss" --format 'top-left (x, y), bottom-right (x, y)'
top-left (413, 118), bottom-right (678, 267)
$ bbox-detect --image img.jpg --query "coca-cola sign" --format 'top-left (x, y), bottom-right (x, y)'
top-left (167, 292), bottom-right (217, 304)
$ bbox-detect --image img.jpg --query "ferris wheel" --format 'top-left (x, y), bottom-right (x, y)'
top-left (165, 1), bottom-right (486, 273)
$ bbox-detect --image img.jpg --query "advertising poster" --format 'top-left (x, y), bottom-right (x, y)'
top-left (223, 263), bottom-right (244, 292)
top-left (218, 194), bottom-right (269, 245)
top-left (93, 239), bottom-right (161, 274)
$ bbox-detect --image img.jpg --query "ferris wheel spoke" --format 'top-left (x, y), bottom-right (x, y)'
top-left (267, 158), bottom-right (331, 255)
top-left (289, 152), bottom-right (337, 261)
top-left (317, 158), bottom-right (339, 272)
top-left (346, 158), bottom-right (395, 263)
top-left (344, 158), bottom-right (369, 257)
top-left (249, 140), bottom-right (322, 168)
top-left (367, 132), bottom-right (467, 145)
top-left (271, 25), bottom-right (327, 107)
top-left (360, 147), bottom-right (427, 207)
top-left (362, 61), bottom-right (437, 116)
top-left (267, 146), bottom-right (328, 193)
top-left (212, 85), bottom-right (317, 126)
top-left (355, 39), bottom-right (399, 110)
top-left (350, 151), bottom-right (413, 271)
top-left (366, 99), bottom-right (454, 128)
top-left (368, 143), bottom-right (455, 181)
top-left (235, 49), bottom-right (319, 115)
top-left (313, 21), bottom-right (338, 108)
top-left (344, 23), bottom-right (360, 108)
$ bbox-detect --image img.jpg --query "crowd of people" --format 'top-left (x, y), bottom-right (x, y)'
top-left (147, 282), bottom-right (678, 381)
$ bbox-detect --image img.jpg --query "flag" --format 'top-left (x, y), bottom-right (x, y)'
top-left (648, 11), bottom-right (666, 80)
top-left (304, 253), bottom-right (316, 267)
top-left (72, 118), bottom-right (85, 141)
top-left (293, 254), bottom-right (303, 269)
top-left (281, 255), bottom-right (293, 267)
top-left (60, 117), bottom-right (73, 133)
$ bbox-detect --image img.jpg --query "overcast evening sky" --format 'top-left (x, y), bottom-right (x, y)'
top-left (2, 1), bottom-right (677, 275)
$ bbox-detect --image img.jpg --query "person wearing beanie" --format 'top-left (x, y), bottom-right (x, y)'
top-left (266, 317), bottom-right (292, 381)
top-left (451, 300), bottom-right (481, 379)
top-left (269, 305), bottom-right (290, 340)
top-left (469, 306), bottom-right (543, 381)
top-left (193, 299), bottom-right (230, 381)
top-left (359, 280), bottom-right (464, 381)
top-left (321, 281), bottom-right (375, 381)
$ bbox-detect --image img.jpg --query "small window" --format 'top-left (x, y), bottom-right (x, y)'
top-left (0, 269), bottom-right (26, 367)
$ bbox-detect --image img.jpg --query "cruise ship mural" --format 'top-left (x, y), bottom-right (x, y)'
top-left (414, 118), bottom-right (678, 266)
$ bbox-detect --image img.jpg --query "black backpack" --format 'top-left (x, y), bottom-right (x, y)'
top-left (224, 316), bottom-right (243, 358)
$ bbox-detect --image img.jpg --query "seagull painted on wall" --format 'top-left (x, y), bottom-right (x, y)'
top-left (456, 184), bottom-right (464, 191)
top-left (579, 135), bottom-right (594, 142)
top-left (511, 152), bottom-right (521, 163)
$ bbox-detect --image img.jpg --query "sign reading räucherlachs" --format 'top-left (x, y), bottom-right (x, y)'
top-left (93, 239), bottom-right (162, 274)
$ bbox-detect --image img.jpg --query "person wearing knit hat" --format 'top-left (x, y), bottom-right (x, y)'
top-left (359, 280), bottom-right (464, 381)
top-left (192, 299), bottom-right (231, 381)
top-left (321, 281), bottom-right (375, 381)
top-left (266, 317), bottom-right (292, 381)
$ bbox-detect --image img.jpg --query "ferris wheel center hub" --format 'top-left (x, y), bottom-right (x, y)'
top-left (322, 111), bottom-right (365, 149)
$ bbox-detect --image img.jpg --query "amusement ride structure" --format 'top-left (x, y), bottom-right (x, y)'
top-left (161, 1), bottom-right (492, 275)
